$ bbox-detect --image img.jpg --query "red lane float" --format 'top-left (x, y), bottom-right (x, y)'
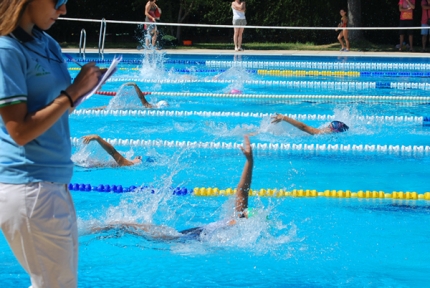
top-left (95, 91), bottom-right (152, 96)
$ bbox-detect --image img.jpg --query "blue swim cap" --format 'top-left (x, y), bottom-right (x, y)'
top-left (329, 121), bottom-right (349, 133)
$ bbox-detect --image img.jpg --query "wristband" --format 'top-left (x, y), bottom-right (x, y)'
top-left (60, 90), bottom-right (74, 107)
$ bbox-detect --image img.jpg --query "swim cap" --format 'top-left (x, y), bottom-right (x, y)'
top-left (329, 121), bottom-right (349, 133)
top-left (155, 100), bottom-right (168, 108)
top-left (229, 89), bottom-right (242, 94)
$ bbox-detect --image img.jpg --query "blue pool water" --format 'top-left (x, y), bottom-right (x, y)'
top-left (1, 52), bottom-right (430, 287)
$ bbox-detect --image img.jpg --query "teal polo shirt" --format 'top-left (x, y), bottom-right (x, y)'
top-left (0, 27), bottom-right (73, 184)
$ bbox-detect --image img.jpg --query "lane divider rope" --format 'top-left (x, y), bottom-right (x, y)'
top-left (71, 137), bottom-right (430, 154)
top-left (68, 66), bottom-right (430, 78)
top-left (89, 91), bottom-right (430, 101)
top-left (64, 58), bottom-right (430, 72)
top-left (67, 183), bottom-right (430, 200)
top-left (206, 60), bottom-right (430, 71)
top-left (91, 78), bottom-right (430, 92)
top-left (257, 70), bottom-right (430, 77)
top-left (71, 109), bottom-right (426, 124)
top-left (64, 58), bottom-right (430, 71)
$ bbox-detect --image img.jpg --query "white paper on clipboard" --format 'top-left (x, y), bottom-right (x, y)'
top-left (74, 56), bottom-right (122, 107)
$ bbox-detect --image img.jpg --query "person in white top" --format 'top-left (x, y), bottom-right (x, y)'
top-left (232, 0), bottom-right (246, 51)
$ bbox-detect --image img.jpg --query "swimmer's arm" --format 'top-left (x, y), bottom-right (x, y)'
top-left (271, 113), bottom-right (321, 135)
top-left (88, 222), bottom-right (153, 234)
top-left (126, 82), bottom-right (153, 108)
top-left (235, 135), bottom-right (253, 217)
top-left (134, 85), bottom-right (154, 109)
top-left (82, 134), bottom-right (134, 166)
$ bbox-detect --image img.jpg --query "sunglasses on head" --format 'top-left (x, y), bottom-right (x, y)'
top-left (55, 0), bottom-right (68, 10)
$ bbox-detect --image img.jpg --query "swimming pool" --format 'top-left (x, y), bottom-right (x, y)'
top-left (1, 51), bottom-right (430, 287)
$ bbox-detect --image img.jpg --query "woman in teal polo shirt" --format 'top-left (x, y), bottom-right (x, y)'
top-left (0, 1), bottom-right (103, 287)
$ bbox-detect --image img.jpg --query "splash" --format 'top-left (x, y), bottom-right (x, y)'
top-left (212, 66), bottom-right (254, 94)
top-left (71, 138), bottom-right (137, 168)
top-left (106, 84), bottom-right (143, 110)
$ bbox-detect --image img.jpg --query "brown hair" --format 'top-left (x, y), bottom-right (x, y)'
top-left (0, 0), bottom-right (31, 36)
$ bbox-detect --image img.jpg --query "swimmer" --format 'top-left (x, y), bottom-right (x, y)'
top-left (126, 82), bottom-right (155, 108)
top-left (229, 89), bottom-right (242, 94)
top-left (93, 82), bottom-right (167, 110)
top-left (88, 135), bottom-right (254, 241)
top-left (81, 134), bottom-right (143, 167)
top-left (271, 113), bottom-right (349, 135)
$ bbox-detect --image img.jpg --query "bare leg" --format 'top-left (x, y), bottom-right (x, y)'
top-left (152, 29), bottom-right (158, 47)
top-left (233, 27), bottom-right (239, 50)
top-left (338, 32), bottom-right (345, 50)
top-left (400, 34), bottom-right (405, 51)
top-left (409, 35), bottom-right (414, 51)
top-left (343, 29), bottom-right (349, 50)
top-left (237, 27), bottom-right (245, 50)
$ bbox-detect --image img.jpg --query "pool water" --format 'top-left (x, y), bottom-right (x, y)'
top-left (1, 52), bottom-right (430, 287)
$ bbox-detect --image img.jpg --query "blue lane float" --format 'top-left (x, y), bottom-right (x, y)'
top-left (68, 183), bottom-right (191, 195)
top-left (64, 58), bottom-right (207, 65)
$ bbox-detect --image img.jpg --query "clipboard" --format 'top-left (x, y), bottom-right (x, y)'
top-left (74, 56), bottom-right (122, 107)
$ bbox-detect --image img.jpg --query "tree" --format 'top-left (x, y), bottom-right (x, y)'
top-left (176, 0), bottom-right (209, 41)
top-left (348, 0), bottom-right (364, 41)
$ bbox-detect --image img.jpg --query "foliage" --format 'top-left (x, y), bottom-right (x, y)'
top-left (48, 0), bottom-right (419, 46)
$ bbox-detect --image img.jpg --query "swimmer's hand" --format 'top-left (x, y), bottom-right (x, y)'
top-left (240, 135), bottom-right (253, 160)
top-left (82, 134), bottom-right (101, 144)
top-left (124, 82), bottom-right (137, 87)
top-left (271, 113), bottom-right (284, 124)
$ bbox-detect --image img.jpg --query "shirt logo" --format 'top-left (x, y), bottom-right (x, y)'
top-left (34, 63), bottom-right (50, 77)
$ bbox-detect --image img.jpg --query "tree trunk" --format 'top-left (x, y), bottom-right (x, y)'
top-left (176, 5), bottom-right (183, 41)
top-left (348, 0), bottom-right (364, 41)
top-left (176, 1), bottom-right (194, 42)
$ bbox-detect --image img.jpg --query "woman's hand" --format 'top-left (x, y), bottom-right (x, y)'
top-left (66, 62), bottom-right (102, 101)
top-left (271, 113), bottom-right (284, 124)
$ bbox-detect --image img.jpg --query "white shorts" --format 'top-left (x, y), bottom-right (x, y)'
top-left (0, 182), bottom-right (78, 288)
top-left (233, 18), bottom-right (247, 26)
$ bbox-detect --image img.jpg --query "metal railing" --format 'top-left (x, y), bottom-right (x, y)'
top-left (98, 18), bottom-right (107, 59)
top-left (79, 29), bottom-right (86, 59)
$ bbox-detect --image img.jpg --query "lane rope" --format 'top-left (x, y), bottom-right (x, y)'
top-left (86, 91), bottom-right (430, 101)
top-left (71, 137), bottom-right (430, 155)
top-left (67, 183), bottom-right (430, 200)
top-left (90, 78), bottom-right (430, 92)
top-left (71, 109), bottom-right (425, 124)
top-left (65, 58), bottom-right (430, 72)
top-left (206, 60), bottom-right (430, 71)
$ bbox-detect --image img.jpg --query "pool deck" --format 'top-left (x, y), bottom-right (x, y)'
top-left (61, 48), bottom-right (430, 58)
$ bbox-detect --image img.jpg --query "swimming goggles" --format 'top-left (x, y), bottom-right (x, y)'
top-left (55, 0), bottom-right (68, 10)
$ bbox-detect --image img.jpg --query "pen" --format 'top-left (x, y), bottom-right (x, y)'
top-left (64, 53), bottom-right (83, 67)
